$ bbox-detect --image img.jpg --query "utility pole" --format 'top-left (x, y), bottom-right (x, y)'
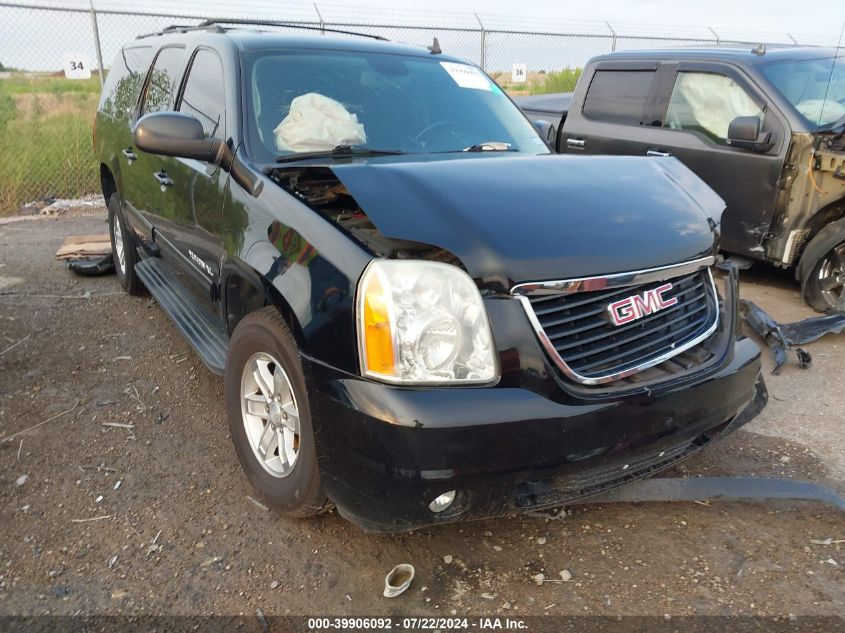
top-left (314, 3), bottom-right (325, 35)
top-left (708, 26), bottom-right (721, 46)
top-left (605, 21), bottom-right (617, 52)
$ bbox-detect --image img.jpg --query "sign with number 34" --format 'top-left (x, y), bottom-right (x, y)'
top-left (63, 53), bottom-right (91, 79)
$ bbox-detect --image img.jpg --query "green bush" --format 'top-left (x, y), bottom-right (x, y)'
top-left (0, 75), bottom-right (100, 213)
top-left (529, 68), bottom-right (582, 95)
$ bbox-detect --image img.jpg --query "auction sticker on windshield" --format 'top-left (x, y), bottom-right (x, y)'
top-left (440, 61), bottom-right (492, 90)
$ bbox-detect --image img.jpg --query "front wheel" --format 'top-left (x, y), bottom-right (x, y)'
top-left (224, 307), bottom-right (328, 518)
top-left (798, 220), bottom-right (845, 313)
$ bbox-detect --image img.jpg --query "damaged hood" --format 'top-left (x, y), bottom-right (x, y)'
top-left (329, 154), bottom-right (724, 288)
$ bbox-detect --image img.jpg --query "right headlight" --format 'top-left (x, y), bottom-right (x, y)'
top-left (356, 259), bottom-right (498, 385)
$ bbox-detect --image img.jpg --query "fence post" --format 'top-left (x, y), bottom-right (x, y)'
top-left (708, 26), bottom-right (721, 46)
top-left (605, 21), bottom-right (617, 52)
top-left (474, 12), bottom-right (486, 71)
top-left (313, 2), bottom-right (325, 35)
top-left (89, 0), bottom-right (104, 87)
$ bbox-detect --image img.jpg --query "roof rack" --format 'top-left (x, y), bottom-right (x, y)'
top-left (136, 23), bottom-right (224, 40)
top-left (197, 18), bottom-right (389, 41)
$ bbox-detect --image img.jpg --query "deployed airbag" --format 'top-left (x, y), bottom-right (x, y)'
top-left (795, 99), bottom-right (845, 127)
top-left (674, 73), bottom-right (762, 140)
top-left (274, 93), bottom-right (366, 153)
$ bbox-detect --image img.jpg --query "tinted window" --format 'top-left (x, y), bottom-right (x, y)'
top-left (179, 49), bottom-right (226, 138)
top-left (664, 72), bottom-right (763, 144)
top-left (141, 46), bottom-right (185, 115)
top-left (583, 70), bottom-right (655, 124)
top-left (762, 57), bottom-right (845, 128)
top-left (99, 46), bottom-right (153, 117)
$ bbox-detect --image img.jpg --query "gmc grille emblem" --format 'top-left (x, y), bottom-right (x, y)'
top-left (607, 283), bottom-right (678, 326)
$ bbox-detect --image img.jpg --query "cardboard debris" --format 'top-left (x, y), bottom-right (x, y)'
top-left (56, 234), bottom-right (111, 260)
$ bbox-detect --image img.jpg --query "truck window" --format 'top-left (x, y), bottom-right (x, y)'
top-left (178, 49), bottom-right (225, 139)
top-left (664, 72), bottom-right (763, 144)
top-left (98, 45), bottom-right (153, 116)
top-left (140, 46), bottom-right (185, 116)
top-left (582, 70), bottom-right (655, 125)
top-left (762, 57), bottom-right (845, 128)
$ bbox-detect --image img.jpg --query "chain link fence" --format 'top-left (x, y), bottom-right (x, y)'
top-left (0, 0), bottom-right (838, 211)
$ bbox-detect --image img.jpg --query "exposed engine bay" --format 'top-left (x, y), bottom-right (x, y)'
top-left (268, 166), bottom-right (461, 265)
top-left (768, 132), bottom-right (845, 267)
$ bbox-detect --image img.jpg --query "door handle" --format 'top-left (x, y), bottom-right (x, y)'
top-left (566, 137), bottom-right (586, 149)
top-left (647, 149), bottom-right (672, 157)
top-left (122, 148), bottom-right (137, 162)
top-left (154, 171), bottom-right (173, 189)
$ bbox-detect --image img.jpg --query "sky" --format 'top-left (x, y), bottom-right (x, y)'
top-left (1, 0), bottom-right (844, 71)
top-left (79, 0), bottom-right (845, 41)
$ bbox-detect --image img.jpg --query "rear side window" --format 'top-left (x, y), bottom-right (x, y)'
top-left (141, 46), bottom-right (185, 115)
top-left (583, 70), bottom-right (655, 125)
top-left (99, 46), bottom-right (153, 117)
top-left (178, 49), bottom-right (226, 138)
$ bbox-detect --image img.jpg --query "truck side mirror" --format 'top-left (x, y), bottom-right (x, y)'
top-left (532, 119), bottom-right (556, 149)
top-left (727, 115), bottom-right (773, 152)
top-left (134, 112), bottom-right (230, 166)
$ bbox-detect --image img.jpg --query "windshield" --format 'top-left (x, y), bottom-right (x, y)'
top-left (762, 55), bottom-right (845, 129)
top-left (243, 49), bottom-right (549, 161)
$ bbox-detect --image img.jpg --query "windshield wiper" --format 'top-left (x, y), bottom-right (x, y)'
top-left (817, 111), bottom-right (845, 133)
top-left (461, 141), bottom-right (516, 152)
top-left (275, 145), bottom-right (405, 163)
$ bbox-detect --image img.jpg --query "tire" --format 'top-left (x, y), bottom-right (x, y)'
top-left (107, 194), bottom-right (145, 296)
top-left (224, 307), bottom-right (328, 518)
top-left (797, 218), bottom-right (845, 313)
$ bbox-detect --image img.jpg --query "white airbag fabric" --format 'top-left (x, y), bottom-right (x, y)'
top-left (675, 73), bottom-right (762, 139)
top-left (274, 93), bottom-right (366, 152)
top-left (795, 99), bottom-right (845, 126)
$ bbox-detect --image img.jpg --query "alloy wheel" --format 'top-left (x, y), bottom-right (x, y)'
top-left (816, 243), bottom-right (845, 312)
top-left (112, 214), bottom-right (126, 275)
top-left (240, 352), bottom-right (301, 477)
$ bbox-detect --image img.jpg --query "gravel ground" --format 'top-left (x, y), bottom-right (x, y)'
top-left (0, 209), bottom-right (843, 618)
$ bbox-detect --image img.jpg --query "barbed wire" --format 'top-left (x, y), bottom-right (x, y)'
top-left (4, 0), bottom-right (841, 44)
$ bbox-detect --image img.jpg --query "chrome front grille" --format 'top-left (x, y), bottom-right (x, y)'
top-left (513, 258), bottom-right (719, 385)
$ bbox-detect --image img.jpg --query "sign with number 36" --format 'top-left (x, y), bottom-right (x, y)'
top-left (62, 53), bottom-right (91, 79)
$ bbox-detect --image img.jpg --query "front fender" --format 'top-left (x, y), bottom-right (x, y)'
top-left (242, 235), bottom-right (362, 374)
top-left (221, 168), bottom-right (373, 373)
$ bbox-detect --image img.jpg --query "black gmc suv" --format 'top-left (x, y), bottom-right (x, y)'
top-left (94, 21), bottom-right (766, 532)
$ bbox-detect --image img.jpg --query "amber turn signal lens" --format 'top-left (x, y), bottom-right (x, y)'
top-left (361, 269), bottom-right (396, 376)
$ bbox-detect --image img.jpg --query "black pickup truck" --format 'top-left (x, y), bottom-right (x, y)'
top-left (94, 22), bottom-right (765, 531)
top-left (517, 47), bottom-right (845, 313)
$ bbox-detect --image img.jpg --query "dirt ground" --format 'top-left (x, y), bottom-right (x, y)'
top-left (0, 208), bottom-right (843, 618)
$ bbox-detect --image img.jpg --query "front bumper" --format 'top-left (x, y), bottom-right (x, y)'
top-left (304, 334), bottom-right (766, 532)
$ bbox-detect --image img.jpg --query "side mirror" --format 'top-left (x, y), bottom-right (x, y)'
top-left (134, 112), bottom-right (228, 165)
top-left (532, 119), bottom-right (556, 149)
top-left (727, 115), bottom-right (773, 151)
